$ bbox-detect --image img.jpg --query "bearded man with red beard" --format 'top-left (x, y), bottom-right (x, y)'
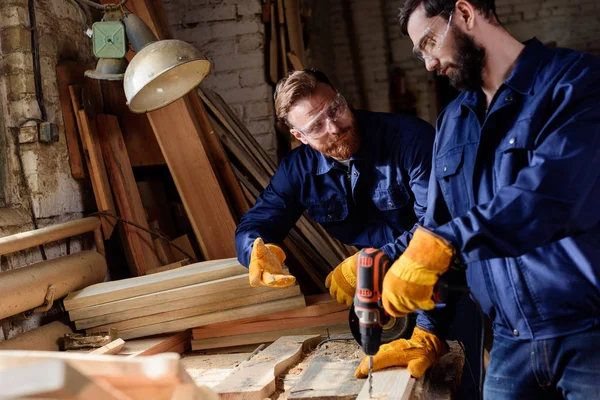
top-left (235, 68), bottom-right (435, 306)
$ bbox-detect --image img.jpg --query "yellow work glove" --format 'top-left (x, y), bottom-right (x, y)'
top-left (325, 252), bottom-right (359, 307)
top-left (355, 326), bottom-right (448, 379)
top-left (248, 237), bottom-right (296, 288)
top-left (383, 227), bottom-right (454, 317)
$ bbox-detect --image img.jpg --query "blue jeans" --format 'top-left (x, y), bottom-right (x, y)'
top-left (484, 325), bottom-right (600, 399)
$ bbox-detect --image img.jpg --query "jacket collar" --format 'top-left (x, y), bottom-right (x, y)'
top-left (454, 38), bottom-right (551, 117)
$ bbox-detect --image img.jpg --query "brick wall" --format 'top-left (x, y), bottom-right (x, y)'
top-left (311, 0), bottom-right (600, 125)
top-left (0, 0), bottom-right (94, 339)
top-left (162, 0), bottom-right (277, 159)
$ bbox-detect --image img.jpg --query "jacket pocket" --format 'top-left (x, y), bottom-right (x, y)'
top-left (305, 196), bottom-right (348, 223)
top-left (495, 119), bottom-right (534, 188)
top-left (435, 146), bottom-right (468, 216)
top-left (373, 184), bottom-right (411, 211)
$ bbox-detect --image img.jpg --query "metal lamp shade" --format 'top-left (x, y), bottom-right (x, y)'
top-left (124, 39), bottom-right (211, 113)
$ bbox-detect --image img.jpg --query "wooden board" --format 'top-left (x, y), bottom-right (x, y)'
top-left (86, 285), bottom-right (301, 332)
top-left (192, 309), bottom-right (347, 340)
top-left (145, 259), bottom-right (190, 275)
top-left (121, 331), bottom-right (191, 357)
top-left (70, 87), bottom-right (117, 240)
top-left (288, 341), bottom-right (364, 399)
top-left (192, 294), bottom-right (347, 336)
top-left (97, 114), bottom-right (161, 276)
top-left (171, 234), bottom-right (197, 262)
top-left (118, 295), bottom-right (307, 340)
top-left (192, 323), bottom-right (349, 351)
top-left (69, 273), bottom-right (258, 322)
top-left (0, 359), bottom-right (131, 399)
top-left (63, 258), bottom-right (246, 311)
top-left (356, 368), bottom-right (414, 400)
top-left (56, 62), bottom-right (92, 179)
top-left (214, 335), bottom-right (322, 399)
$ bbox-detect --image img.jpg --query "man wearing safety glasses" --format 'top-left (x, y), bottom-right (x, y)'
top-left (359, 0), bottom-right (600, 398)
top-left (234, 68), bottom-right (434, 311)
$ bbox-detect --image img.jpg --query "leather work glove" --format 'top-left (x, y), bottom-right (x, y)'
top-left (383, 226), bottom-right (454, 317)
top-left (248, 237), bottom-right (296, 288)
top-left (354, 326), bottom-right (448, 379)
top-left (325, 252), bottom-right (359, 307)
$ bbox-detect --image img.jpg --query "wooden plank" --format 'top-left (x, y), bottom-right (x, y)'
top-left (90, 338), bottom-right (126, 355)
top-left (74, 101), bottom-right (117, 240)
top-left (283, 0), bottom-right (306, 67)
top-left (187, 88), bottom-right (249, 221)
top-left (118, 295), bottom-right (307, 340)
top-left (356, 368), bottom-right (414, 400)
top-left (192, 322), bottom-right (349, 351)
top-left (68, 271), bottom-right (258, 322)
top-left (0, 216), bottom-right (100, 256)
top-left (122, 331), bottom-right (191, 358)
top-left (86, 285), bottom-right (301, 332)
top-left (269, 3), bottom-right (278, 83)
top-left (288, 341), bottom-right (364, 400)
top-left (145, 259), bottom-right (190, 275)
top-left (214, 335), bottom-right (321, 399)
top-left (147, 96), bottom-right (237, 260)
top-left (97, 114), bottom-right (161, 276)
top-left (63, 258), bottom-right (246, 311)
top-left (0, 359), bottom-right (132, 400)
top-left (192, 309), bottom-right (347, 341)
top-left (277, 0), bottom-right (288, 76)
top-left (56, 62), bottom-right (92, 179)
top-left (192, 294), bottom-right (347, 336)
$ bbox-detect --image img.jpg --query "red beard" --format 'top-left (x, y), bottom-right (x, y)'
top-left (312, 123), bottom-right (361, 160)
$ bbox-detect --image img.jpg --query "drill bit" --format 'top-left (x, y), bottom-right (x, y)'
top-left (368, 356), bottom-right (373, 398)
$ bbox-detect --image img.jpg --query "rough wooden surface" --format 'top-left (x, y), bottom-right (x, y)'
top-left (214, 335), bottom-right (322, 400)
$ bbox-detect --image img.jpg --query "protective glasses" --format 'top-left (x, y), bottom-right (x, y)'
top-left (413, 11), bottom-right (453, 62)
top-left (294, 93), bottom-right (348, 139)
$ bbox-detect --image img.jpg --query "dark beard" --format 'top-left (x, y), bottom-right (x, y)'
top-left (445, 29), bottom-right (486, 92)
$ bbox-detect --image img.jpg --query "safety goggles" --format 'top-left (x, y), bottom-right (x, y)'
top-left (413, 11), bottom-right (453, 62)
top-left (294, 93), bottom-right (348, 139)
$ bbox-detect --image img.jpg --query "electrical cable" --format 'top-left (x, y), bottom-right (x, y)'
top-left (90, 211), bottom-right (196, 261)
top-left (15, 119), bottom-right (47, 261)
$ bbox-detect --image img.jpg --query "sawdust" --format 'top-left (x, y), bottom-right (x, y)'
top-left (318, 340), bottom-right (364, 361)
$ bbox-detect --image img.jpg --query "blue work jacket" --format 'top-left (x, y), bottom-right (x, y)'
top-left (235, 109), bottom-right (434, 268)
top-left (420, 39), bottom-right (600, 341)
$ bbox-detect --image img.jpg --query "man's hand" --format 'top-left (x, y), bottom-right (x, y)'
top-left (354, 326), bottom-right (448, 379)
top-left (325, 252), bottom-right (359, 307)
top-left (248, 237), bottom-right (296, 288)
top-left (382, 227), bottom-right (454, 317)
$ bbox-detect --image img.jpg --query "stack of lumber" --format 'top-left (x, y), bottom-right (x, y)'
top-left (64, 258), bottom-right (306, 340)
top-left (191, 294), bottom-right (350, 351)
top-left (0, 351), bottom-right (218, 400)
top-left (199, 87), bottom-right (358, 290)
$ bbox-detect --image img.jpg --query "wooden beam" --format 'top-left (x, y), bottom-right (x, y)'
top-left (96, 114), bottom-right (161, 276)
top-left (56, 62), bottom-right (92, 179)
top-left (214, 335), bottom-right (322, 399)
top-left (283, 0), bottom-right (306, 66)
top-left (70, 86), bottom-right (117, 240)
top-left (63, 258), bottom-right (246, 311)
top-left (125, 331), bottom-right (191, 357)
top-left (0, 216), bottom-right (100, 256)
top-left (0, 251), bottom-right (106, 320)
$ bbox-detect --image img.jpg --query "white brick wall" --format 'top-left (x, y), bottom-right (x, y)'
top-left (163, 0), bottom-right (277, 159)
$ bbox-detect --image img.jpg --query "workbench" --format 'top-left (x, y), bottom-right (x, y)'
top-left (181, 335), bottom-right (465, 399)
